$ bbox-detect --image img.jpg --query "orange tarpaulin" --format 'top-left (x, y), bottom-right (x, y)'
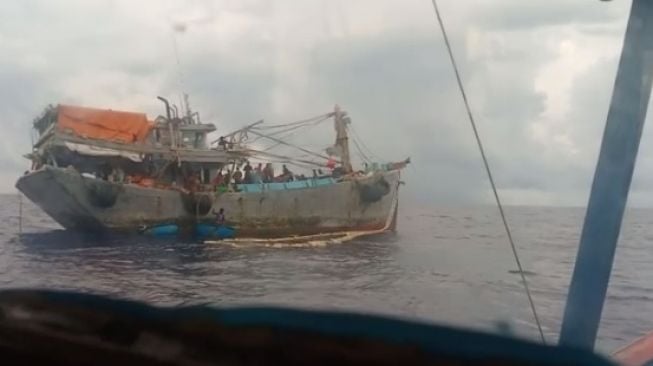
top-left (56, 104), bottom-right (153, 144)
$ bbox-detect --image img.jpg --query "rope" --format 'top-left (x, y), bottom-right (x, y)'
top-left (430, 0), bottom-right (546, 344)
top-left (255, 112), bottom-right (334, 129)
top-left (249, 130), bottom-right (331, 161)
top-left (264, 123), bottom-right (312, 138)
top-left (170, 32), bottom-right (187, 118)
top-left (350, 133), bottom-right (372, 163)
top-left (349, 124), bottom-right (384, 162)
top-left (245, 149), bottom-right (328, 168)
top-left (18, 192), bottom-right (23, 234)
top-left (251, 115), bottom-right (330, 145)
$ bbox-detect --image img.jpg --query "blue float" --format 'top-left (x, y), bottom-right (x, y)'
top-left (142, 224), bottom-right (179, 237)
top-left (195, 223), bottom-right (235, 240)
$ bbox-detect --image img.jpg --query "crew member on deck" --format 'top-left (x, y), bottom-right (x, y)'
top-left (233, 168), bottom-right (243, 184)
top-left (187, 172), bottom-right (201, 192)
top-left (282, 164), bottom-right (293, 182)
top-left (211, 170), bottom-right (224, 186)
top-left (252, 163), bottom-right (263, 183)
top-left (218, 136), bottom-right (228, 150)
top-left (263, 163), bottom-right (274, 183)
top-left (326, 157), bottom-right (336, 171)
top-left (243, 162), bottom-right (253, 184)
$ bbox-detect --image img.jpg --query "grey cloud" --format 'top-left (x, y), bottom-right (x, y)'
top-left (470, 1), bottom-right (629, 31)
top-left (301, 25), bottom-right (558, 204)
top-left (165, 51), bottom-right (276, 129)
top-left (0, 0), bottom-right (647, 207)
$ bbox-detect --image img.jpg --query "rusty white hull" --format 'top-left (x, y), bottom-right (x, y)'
top-left (16, 166), bottom-right (401, 237)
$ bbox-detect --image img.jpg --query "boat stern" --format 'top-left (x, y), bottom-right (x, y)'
top-left (16, 167), bottom-right (103, 230)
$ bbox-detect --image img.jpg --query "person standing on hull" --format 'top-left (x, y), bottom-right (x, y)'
top-left (214, 208), bottom-right (226, 227)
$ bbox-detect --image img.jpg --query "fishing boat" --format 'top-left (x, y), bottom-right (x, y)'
top-left (15, 99), bottom-right (408, 238)
top-left (5, 0), bottom-right (653, 365)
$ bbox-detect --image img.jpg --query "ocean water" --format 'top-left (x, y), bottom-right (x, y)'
top-left (1, 194), bottom-right (652, 354)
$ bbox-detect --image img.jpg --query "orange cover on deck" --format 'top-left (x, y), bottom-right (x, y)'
top-left (56, 104), bottom-right (152, 143)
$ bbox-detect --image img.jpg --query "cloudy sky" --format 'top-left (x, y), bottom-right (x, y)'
top-left (0, 0), bottom-right (647, 206)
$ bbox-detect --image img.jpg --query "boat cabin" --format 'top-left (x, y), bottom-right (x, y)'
top-left (27, 102), bottom-right (249, 191)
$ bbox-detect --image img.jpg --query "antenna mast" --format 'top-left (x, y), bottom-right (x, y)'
top-left (333, 105), bottom-right (353, 173)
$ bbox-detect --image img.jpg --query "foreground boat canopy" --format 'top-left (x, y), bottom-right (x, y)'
top-left (0, 289), bottom-right (616, 366)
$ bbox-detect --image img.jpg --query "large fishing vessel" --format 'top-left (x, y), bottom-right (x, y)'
top-left (16, 97), bottom-right (408, 237)
top-left (6, 1), bottom-right (653, 365)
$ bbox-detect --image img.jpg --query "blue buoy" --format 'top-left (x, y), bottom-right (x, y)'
top-left (143, 224), bottom-right (179, 237)
top-left (215, 226), bottom-right (235, 239)
top-left (195, 223), bottom-right (235, 239)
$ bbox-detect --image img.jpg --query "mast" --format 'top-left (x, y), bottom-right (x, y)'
top-left (184, 93), bottom-right (193, 124)
top-left (333, 105), bottom-right (353, 173)
top-left (559, 0), bottom-right (653, 349)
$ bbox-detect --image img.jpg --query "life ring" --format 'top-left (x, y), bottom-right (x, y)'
top-left (358, 176), bottom-right (391, 203)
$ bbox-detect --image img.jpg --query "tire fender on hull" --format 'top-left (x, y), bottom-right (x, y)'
top-left (181, 192), bottom-right (213, 216)
top-left (357, 176), bottom-right (391, 203)
top-left (85, 180), bottom-right (123, 208)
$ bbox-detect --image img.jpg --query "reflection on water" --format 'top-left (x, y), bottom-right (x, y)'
top-left (2, 196), bottom-right (653, 352)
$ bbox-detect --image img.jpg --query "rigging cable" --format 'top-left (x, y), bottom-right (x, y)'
top-left (170, 26), bottom-right (187, 118)
top-left (250, 115), bottom-right (331, 145)
top-left (349, 123), bottom-right (384, 162)
top-left (260, 118), bottom-right (331, 152)
top-left (249, 129), bottom-right (331, 161)
top-left (348, 128), bottom-right (373, 163)
top-left (245, 149), bottom-right (326, 168)
top-left (429, 0), bottom-right (546, 344)
top-left (255, 112), bottom-right (334, 129)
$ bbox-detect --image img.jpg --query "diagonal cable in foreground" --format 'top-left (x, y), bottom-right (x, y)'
top-left (429, 0), bottom-right (546, 343)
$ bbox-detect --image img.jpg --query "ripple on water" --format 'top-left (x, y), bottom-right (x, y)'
top-left (2, 199), bottom-right (653, 352)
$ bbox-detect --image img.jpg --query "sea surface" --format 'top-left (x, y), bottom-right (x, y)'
top-left (1, 194), bottom-right (652, 354)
